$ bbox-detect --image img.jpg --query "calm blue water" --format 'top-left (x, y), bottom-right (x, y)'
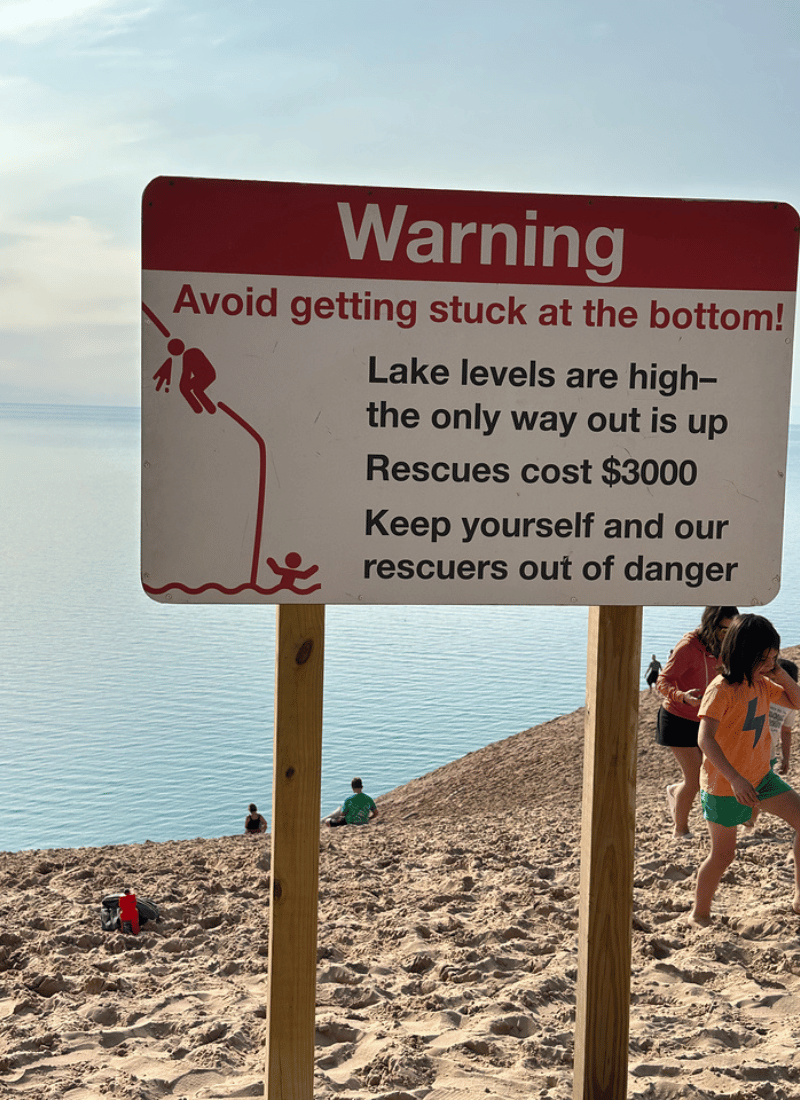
top-left (3, 403), bottom-right (800, 853)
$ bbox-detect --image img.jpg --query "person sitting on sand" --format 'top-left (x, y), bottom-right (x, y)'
top-left (244, 804), bottom-right (267, 835)
top-left (325, 778), bottom-right (378, 827)
top-left (689, 615), bottom-right (800, 928)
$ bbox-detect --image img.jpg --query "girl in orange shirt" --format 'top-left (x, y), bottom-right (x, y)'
top-left (691, 614), bottom-right (800, 927)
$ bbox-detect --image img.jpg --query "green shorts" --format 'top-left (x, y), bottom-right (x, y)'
top-left (701, 771), bottom-right (793, 827)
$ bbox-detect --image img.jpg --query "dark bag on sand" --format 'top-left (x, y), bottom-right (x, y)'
top-left (100, 894), bottom-right (160, 932)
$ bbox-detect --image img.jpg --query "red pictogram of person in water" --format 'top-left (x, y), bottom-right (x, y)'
top-left (264, 552), bottom-right (321, 595)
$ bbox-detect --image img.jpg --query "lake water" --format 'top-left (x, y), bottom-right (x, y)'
top-left (3, 403), bottom-right (800, 853)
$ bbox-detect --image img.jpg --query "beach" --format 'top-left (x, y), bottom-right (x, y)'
top-left (3, 653), bottom-right (800, 1100)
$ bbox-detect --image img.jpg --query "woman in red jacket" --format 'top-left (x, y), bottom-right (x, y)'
top-left (656, 606), bottom-right (738, 838)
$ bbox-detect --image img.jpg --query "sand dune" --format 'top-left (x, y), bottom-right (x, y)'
top-left (3, 651), bottom-right (800, 1099)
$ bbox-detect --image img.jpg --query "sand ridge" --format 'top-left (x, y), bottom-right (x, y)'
top-left (2, 650), bottom-right (800, 1099)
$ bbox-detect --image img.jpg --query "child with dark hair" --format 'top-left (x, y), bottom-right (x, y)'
top-left (690, 615), bottom-right (800, 927)
top-left (745, 657), bottom-right (799, 831)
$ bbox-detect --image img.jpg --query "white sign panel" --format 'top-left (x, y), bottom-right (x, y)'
top-left (141, 179), bottom-right (798, 604)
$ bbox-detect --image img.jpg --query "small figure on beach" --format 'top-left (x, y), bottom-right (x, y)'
top-left (119, 889), bottom-right (140, 935)
top-left (244, 804), bottom-right (267, 835)
top-left (689, 614), bottom-right (800, 927)
top-left (325, 778), bottom-right (379, 827)
top-left (655, 606), bottom-right (739, 838)
top-left (645, 654), bottom-right (662, 692)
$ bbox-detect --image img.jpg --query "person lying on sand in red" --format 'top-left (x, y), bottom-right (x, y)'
top-left (119, 889), bottom-right (139, 935)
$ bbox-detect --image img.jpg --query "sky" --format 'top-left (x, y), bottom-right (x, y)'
top-left (1, 0), bottom-right (799, 408)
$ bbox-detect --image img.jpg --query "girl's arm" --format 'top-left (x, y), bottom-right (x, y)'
top-left (697, 715), bottom-right (759, 806)
top-left (766, 662), bottom-right (800, 710)
top-left (656, 637), bottom-right (701, 708)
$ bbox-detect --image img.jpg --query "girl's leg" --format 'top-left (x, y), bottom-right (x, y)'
top-left (690, 820), bottom-right (738, 927)
top-left (668, 746), bottom-right (702, 837)
top-left (758, 789), bottom-right (800, 913)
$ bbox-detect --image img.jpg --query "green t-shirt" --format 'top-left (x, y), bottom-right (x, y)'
top-left (342, 791), bottom-right (375, 825)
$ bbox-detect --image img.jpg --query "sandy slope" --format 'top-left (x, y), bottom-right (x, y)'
top-left (2, 651), bottom-right (800, 1099)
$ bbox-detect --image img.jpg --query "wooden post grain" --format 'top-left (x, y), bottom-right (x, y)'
top-left (266, 603), bottom-right (325, 1100)
top-left (573, 605), bottom-right (642, 1100)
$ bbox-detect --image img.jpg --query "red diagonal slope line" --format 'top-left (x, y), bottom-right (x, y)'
top-left (217, 402), bottom-right (267, 585)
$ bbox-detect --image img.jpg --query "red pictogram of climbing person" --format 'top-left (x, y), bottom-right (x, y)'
top-left (153, 337), bottom-right (217, 414)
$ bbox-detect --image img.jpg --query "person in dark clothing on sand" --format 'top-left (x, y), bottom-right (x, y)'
top-left (244, 804), bottom-right (267, 835)
top-left (645, 654), bottom-right (662, 691)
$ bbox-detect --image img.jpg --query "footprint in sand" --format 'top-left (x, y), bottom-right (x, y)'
top-left (316, 1020), bottom-right (362, 1045)
top-left (488, 1014), bottom-right (537, 1038)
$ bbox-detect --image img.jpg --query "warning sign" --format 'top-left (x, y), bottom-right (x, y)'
top-left (141, 178), bottom-right (798, 604)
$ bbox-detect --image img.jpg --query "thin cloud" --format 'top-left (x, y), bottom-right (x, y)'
top-left (0, 0), bottom-right (148, 43)
top-left (0, 216), bottom-right (137, 330)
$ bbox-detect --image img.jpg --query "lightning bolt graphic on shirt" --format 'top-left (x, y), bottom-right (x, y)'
top-left (743, 697), bottom-right (765, 749)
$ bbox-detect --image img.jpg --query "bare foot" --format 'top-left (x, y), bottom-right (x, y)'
top-left (792, 897), bottom-right (800, 916)
top-left (687, 912), bottom-right (712, 929)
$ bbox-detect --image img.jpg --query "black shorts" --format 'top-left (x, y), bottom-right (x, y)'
top-left (656, 707), bottom-right (700, 748)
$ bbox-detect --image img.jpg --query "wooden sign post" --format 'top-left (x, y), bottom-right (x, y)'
top-left (573, 605), bottom-right (642, 1100)
top-left (265, 603), bottom-right (325, 1100)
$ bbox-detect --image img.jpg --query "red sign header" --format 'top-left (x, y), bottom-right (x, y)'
top-left (143, 177), bottom-right (799, 292)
